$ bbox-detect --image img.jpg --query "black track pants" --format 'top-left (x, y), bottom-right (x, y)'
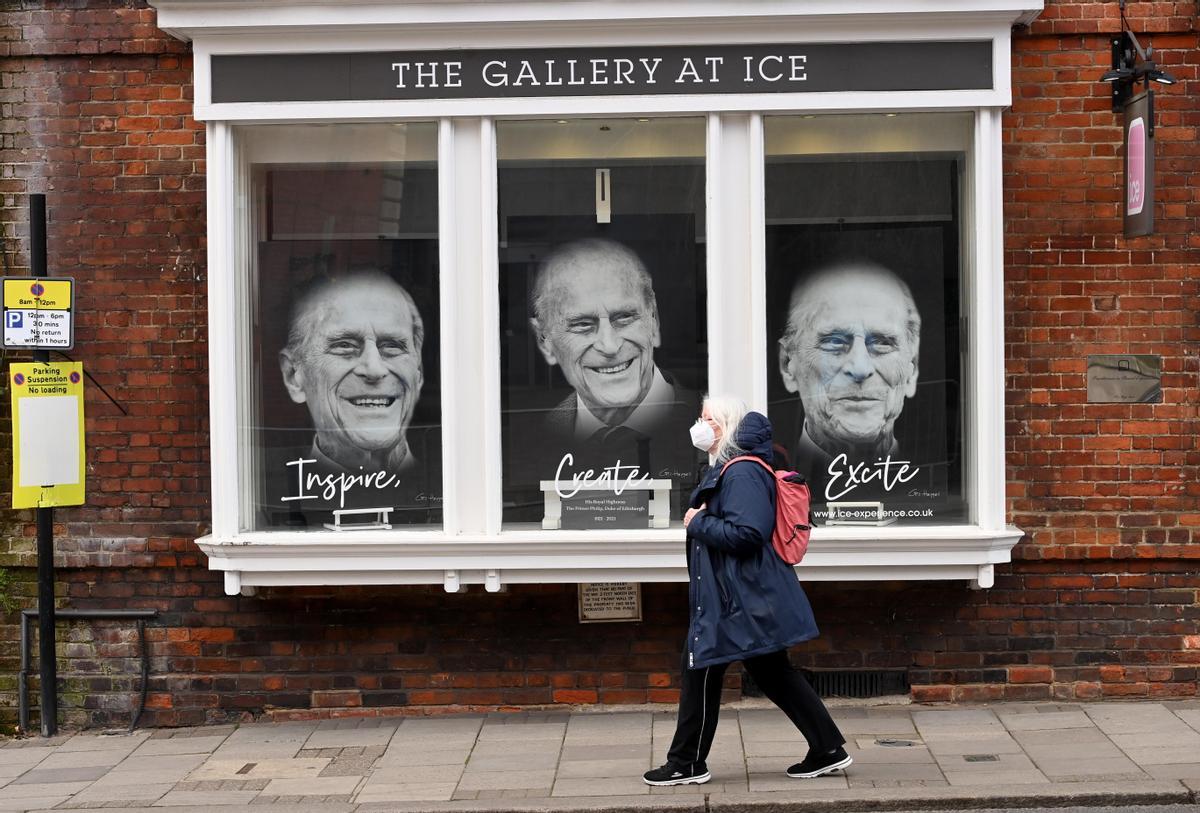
top-left (665, 649), bottom-right (845, 771)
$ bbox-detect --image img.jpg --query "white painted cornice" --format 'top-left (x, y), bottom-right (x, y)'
top-left (150, 1), bottom-right (1044, 43)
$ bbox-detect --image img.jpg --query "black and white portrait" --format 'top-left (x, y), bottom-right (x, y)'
top-left (496, 156), bottom-right (708, 525)
top-left (778, 261), bottom-right (922, 486)
top-left (765, 154), bottom-right (964, 522)
top-left (279, 269), bottom-right (426, 475)
top-left (249, 158), bottom-right (443, 529)
top-left (528, 237), bottom-right (698, 448)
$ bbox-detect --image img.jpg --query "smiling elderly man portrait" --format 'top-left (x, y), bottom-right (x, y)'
top-left (278, 268), bottom-right (425, 474)
top-left (529, 237), bottom-right (691, 448)
top-left (777, 260), bottom-right (922, 486)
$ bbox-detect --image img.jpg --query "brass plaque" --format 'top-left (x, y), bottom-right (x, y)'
top-left (1087, 355), bottom-right (1162, 403)
top-left (578, 583), bottom-right (642, 624)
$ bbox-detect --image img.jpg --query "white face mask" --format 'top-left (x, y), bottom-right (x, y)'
top-left (689, 420), bottom-right (716, 453)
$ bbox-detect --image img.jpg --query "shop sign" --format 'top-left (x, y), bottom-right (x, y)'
top-left (1123, 90), bottom-right (1154, 238)
top-left (10, 361), bottom-right (86, 509)
top-left (3, 277), bottom-right (74, 350)
top-left (211, 41), bottom-right (992, 103)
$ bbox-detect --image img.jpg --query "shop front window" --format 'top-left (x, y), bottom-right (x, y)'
top-left (496, 117), bottom-right (707, 531)
top-left (240, 123), bottom-right (442, 531)
top-left (765, 112), bottom-right (971, 525)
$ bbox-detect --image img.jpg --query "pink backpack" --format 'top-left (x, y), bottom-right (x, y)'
top-left (718, 456), bottom-right (812, 565)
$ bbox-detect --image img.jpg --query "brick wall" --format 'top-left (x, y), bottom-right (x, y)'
top-left (0, 1), bottom-right (1197, 729)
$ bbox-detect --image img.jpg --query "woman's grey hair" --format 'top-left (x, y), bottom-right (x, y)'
top-left (703, 394), bottom-right (749, 463)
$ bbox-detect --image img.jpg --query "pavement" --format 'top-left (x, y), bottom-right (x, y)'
top-left (2, 699), bottom-right (1200, 812)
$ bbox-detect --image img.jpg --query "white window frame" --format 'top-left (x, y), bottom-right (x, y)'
top-left (156, 0), bottom-right (1042, 595)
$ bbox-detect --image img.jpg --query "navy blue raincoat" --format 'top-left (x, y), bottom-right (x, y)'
top-left (685, 412), bottom-right (819, 668)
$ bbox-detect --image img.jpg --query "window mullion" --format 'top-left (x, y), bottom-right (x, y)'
top-left (705, 112), bottom-right (760, 406)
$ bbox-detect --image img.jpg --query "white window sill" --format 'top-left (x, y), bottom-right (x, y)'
top-left (196, 525), bottom-right (1022, 595)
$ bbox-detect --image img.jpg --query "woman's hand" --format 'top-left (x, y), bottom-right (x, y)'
top-left (684, 504), bottom-right (706, 528)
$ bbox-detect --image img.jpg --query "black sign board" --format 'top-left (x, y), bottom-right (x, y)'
top-left (211, 41), bottom-right (992, 103)
top-left (560, 491), bottom-right (650, 530)
top-left (1123, 90), bottom-right (1154, 238)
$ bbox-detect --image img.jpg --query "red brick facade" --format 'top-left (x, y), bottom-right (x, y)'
top-left (0, 1), bottom-right (1196, 729)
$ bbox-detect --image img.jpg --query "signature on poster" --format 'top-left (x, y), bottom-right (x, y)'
top-left (825, 453), bottom-right (920, 502)
top-left (554, 453), bottom-right (650, 498)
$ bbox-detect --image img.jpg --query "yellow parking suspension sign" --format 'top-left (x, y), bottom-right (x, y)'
top-left (10, 362), bottom-right (86, 508)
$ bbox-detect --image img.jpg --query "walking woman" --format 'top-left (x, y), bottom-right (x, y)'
top-left (643, 395), bottom-right (851, 786)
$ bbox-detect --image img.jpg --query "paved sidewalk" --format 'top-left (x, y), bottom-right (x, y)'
top-left (2, 700), bottom-right (1200, 812)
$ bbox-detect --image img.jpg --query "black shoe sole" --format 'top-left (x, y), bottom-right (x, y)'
top-left (786, 756), bottom-right (853, 778)
top-left (643, 771), bottom-right (711, 786)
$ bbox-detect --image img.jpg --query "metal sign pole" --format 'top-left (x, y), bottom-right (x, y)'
top-left (28, 193), bottom-right (57, 736)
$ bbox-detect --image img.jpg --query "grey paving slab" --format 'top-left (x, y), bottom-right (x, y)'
top-left (108, 753), bottom-right (208, 776)
top-left (1, 779), bottom-right (93, 797)
top-left (1086, 703), bottom-right (1185, 735)
top-left (998, 710), bottom-right (1095, 731)
top-left (153, 789), bottom-right (262, 806)
top-left (36, 749), bottom-right (131, 769)
top-left (566, 713), bottom-right (652, 730)
top-left (375, 748), bottom-right (469, 767)
top-left (11, 764), bottom-right (108, 784)
top-left (848, 740), bottom-right (936, 763)
top-left (554, 758), bottom-right (649, 779)
top-left (0, 749), bottom-right (52, 768)
top-left (940, 769), bottom-right (1052, 786)
top-left (189, 758), bottom-right (330, 781)
top-left (62, 781), bottom-right (175, 804)
top-left (0, 796), bottom-right (74, 811)
top-left (260, 776), bottom-right (362, 796)
top-left (913, 709), bottom-right (1005, 730)
top-left (366, 763), bottom-right (465, 784)
top-left (847, 777), bottom-right (951, 789)
top-left (129, 736), bottom-right (229, 757)
top-left (747, 772), bottom-right (848, 792)
top-left (924, 734), bottom-right (1026, 756)
top-left (1143, 762), bottom-right (1200, 779)
top-left (552, 776), bottom-right (652, 797)
top-left (0, 764), bottom-right (39, 782)
top-left (1031, 756), bottom-right (1145, 779)
top-left (1176, 708), bottom-right (1200, 732)
top-left (398, 724), bottom-right (482, 743)
top-left (475, 724), bottom-right (565, 743)
top-left (456, 769), bottom-right (558, 791)
top-left (560, 743), bottom-right (650, 761)
top-left (56, 734), bottom-right (150, 753)
top-left (210, 725), bottom-right (316, 760)
top-left (465, 753), bottom-right (561, 771)
top-left (355, 782), bottom-right (459, 802)
top-left (1122, 746), bottom-right (1200, 765)
top-left (465, 741), bottom-right (563, 760)
top-left (839, 761), bottom-right (946, 782)
top-left (302, 727), bottom-right (397, 751)
top-left (936, 752), bottom-right (1041, 774)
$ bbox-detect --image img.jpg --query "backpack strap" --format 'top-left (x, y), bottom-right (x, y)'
top-left (718, 455), bottom-right (775, 478)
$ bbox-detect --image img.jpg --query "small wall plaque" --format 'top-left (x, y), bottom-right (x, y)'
top-left (578, 582), bottom-right (642, 623)
top-left (1087, 355), bottom-right (1162, 403)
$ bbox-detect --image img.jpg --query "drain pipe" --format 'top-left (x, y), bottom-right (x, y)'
top-left (19, 609), bottom-right (158, 735)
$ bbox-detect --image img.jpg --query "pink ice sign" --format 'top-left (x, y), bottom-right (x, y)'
top-left (1126, 117), bottom-right (1146, 216)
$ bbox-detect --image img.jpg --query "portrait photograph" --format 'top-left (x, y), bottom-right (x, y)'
top-left (249, 161), bottom-right (444, 530)
top-left (497, 160), bottom-right (708, 526)
top-left (765, 154), bottom-right (965, 523)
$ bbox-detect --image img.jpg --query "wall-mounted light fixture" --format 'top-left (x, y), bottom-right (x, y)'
top-left (1099, 1), bottom-right (1176, 113)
